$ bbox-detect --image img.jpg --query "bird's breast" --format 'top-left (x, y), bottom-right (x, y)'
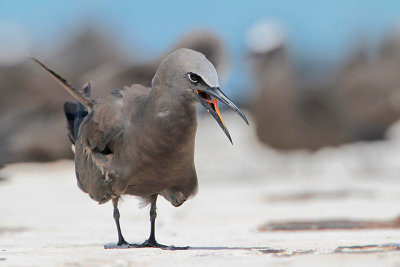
top-left (122, 123), bottom-right (197, 196)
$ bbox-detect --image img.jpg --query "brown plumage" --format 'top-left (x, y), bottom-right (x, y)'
top-left (30, 48), bottom-right (248, 249)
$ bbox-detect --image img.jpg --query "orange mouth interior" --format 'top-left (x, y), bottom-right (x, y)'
top-left (195, 90), bottom-right (225, 126)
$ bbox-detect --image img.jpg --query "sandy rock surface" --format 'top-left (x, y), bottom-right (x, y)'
top-left (2, 113), bottom-right (400, 266)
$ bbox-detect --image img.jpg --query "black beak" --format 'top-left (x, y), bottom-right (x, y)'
top-left (195, 87), bottom-right (249, 144)
top-left (208, 87), bottom-right (249, 125)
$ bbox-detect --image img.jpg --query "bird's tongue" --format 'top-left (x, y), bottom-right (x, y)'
top-left (204, 97), bottom-right (225, 127)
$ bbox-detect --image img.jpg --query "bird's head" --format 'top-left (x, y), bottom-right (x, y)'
top-left (153, 48), bottom-right (248, 144)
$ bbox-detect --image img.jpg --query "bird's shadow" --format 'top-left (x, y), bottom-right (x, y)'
top-left (187, 246), bottom-right (282, 252)
top-left (104, 243), bottom-right (282, 252)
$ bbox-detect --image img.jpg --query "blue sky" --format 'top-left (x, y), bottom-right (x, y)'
top-left (1, 0), bottom-right (400, 92)
top-left (2, 1), bottom-right (399, 54)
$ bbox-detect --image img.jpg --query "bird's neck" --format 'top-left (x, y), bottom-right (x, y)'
top-left (142, 84), bottom-right (198, 143)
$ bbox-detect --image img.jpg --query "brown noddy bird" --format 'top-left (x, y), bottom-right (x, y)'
top-left (30, 48), bottom-right (248, 249)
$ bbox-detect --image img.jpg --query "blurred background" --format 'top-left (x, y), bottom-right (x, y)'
top-left (2, 0), bottom-right (400, 175)
top-left (5, 1), bottom-right (400, 263)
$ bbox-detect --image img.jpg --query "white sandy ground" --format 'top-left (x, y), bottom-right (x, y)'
top-left (2, 112), bottom-right (400, 266)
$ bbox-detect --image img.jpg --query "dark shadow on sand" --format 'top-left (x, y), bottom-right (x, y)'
top-left (104, 243), bottom-right (283, 252)
top-left (187, 247), bottom-right (283, 252)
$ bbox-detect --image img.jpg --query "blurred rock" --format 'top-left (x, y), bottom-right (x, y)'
top-left (335, 30), bottom-right (400, 142)
top-left (252, 49), bottom-right (353, 150)
top-left (249, 21), bottom-right (353, 150)
top-left (0, 28), bottom-right (124, 167)
top-left (251, 24), bottom-right (400, 151)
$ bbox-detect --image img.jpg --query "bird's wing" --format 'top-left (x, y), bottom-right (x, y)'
top-left (85, 90), bottom-right (126, 152)
top-left (74, 89), bottom-right (130, 203)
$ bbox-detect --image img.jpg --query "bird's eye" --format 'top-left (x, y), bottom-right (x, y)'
top-left (188, 73), bottom-right (200, 84)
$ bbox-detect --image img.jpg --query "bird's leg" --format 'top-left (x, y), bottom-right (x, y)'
top-left (133, 194), bottom-right (188, 250)
top-left (104, 197), bottom-right (129, 248)
top-left (113, 197), bottom-right (128, 246)
top-left (140, 194), bottom-right (166, 247)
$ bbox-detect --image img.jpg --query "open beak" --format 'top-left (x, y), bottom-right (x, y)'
top-left (194, 87), bottom-right (249, 144)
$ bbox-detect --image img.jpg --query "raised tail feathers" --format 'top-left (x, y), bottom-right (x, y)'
top-left (28, 55), bottom-right (94, 145)
top-left (28, 55), bottom-right (94, 112)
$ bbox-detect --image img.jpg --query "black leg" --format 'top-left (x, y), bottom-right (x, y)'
top-left (104, 197), bottom-right (129, 248)
top-left (130, 194), bottom-right (188, 250)
top-left (148, 194), bottom-right (158, 243)
top-left (113, 197), bottom-right (129, 246)
top-left (141, 194), bottom-right (165, 247)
